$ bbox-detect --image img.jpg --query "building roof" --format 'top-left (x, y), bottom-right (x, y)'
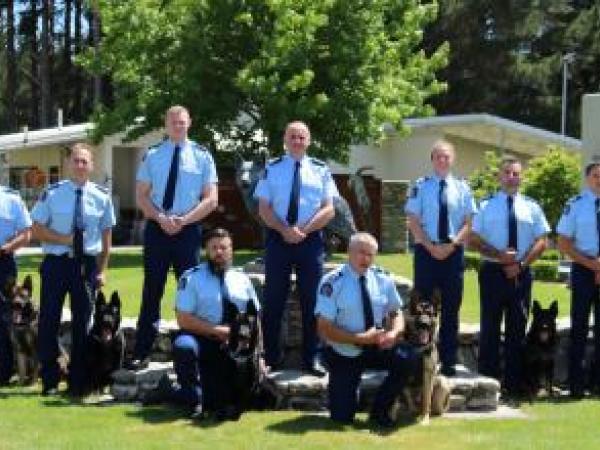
top-left (0, 123), bottom-right (92, 151)
top-left (0, 113), bottom-right (583, 156)
top-left (398, 113), bottom-right (582, 155)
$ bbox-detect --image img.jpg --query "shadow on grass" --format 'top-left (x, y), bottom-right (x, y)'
top-left (125, 405), bottom-right (192, 424)
top-left (265, 413), bottom-right (414, 436)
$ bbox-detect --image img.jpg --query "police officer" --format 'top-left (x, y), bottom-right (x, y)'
top-left (405, 139), bottom-right (476, 376)
top-left (0, 186), bottom-right (32, 385)
top-left (130, 105), bottom-right (218, 370)
top-left (31, 143), bottom-right (116, 396)
top-left (254, 121), bottom-right (338, 375)
top-left (557, 162), bottom-right (600, 398)
top-left (316, 232), bottom-right (414, 426)
top-left (470, 156), bottom-right (549, 396)
top-left (144, 228), bottom-right (260, 420)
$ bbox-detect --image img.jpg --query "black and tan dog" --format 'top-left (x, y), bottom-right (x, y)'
top-left (214, 299), bottom-right (261, 419)
top-left (395, 289), bottom-right (450, 424)
top-left (2, 275), bottom-right (39, 385)
top-left (522, 300), bottom-right (558, 398)
top-left (86, 291), bottom-right (125, 393)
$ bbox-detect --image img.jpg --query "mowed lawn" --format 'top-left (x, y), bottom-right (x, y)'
top-left (15, 248), bottom-right (571, 324)
top-left (1, 248), bottom-right (589, 450)
top-left (1, 388), bottom-right (600, 450)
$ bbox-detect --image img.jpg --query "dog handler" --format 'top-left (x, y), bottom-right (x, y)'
top-left (31, 143), bottom-right (115, 396)
top-left (0, 186), bottom-right (32, 384)
top-left (144, 228), bottom-right (260, 421)
top-left (470, 156), bottom-right (548, 397)
top-left (315, 232), bottom-right (416, 426)
top-left (404, 139), bottom-right (476, 376)
top-left (557, 161), bottom-right (600, 398)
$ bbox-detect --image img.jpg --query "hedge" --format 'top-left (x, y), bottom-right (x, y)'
top-left (464, 251), bottom-right (560, 282)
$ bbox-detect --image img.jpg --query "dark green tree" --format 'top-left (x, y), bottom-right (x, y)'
top-left (79, 0), bottom-right (448, 161)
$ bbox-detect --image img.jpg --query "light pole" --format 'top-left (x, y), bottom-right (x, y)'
top-left (561, 52), bottom-right (576, 136)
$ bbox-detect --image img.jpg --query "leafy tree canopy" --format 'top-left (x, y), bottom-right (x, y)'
top-left (79, 0), bottom-right (448, 161)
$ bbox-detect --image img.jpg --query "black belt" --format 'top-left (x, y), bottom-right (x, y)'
top-left (48, 253), bottom-right (95, 260)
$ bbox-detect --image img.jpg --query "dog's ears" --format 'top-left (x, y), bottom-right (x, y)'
top-left (96, 291), bottom-right (106, 307)
top-left (110, 291), bottom-right (121, 309)
top-left (549, 300), bottom-right (559, 318)
top-left (532, 300), bottom-right (542, 316)
top-left (22, 275), bottom-right (33, 295)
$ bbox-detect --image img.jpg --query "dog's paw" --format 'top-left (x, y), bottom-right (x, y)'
top-left (418, 414), bottom-right (430, 426)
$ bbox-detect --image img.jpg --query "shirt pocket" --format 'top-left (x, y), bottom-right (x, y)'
top-left (180, 161), bottom-right (205, 201)
top-left (575, 212), bottom-right (597, 237)
top-left (300, 170), bottom-right (324, 206)
top-left (50, 203), bottom-right (74, 233)
top-left (83, 200), bottom-right (104, 231)
top-left (370, 292), bottom-right (388, 328)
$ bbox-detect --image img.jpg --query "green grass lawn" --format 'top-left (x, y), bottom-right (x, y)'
top-left (1, 249), bottom-right (585, 449)
top-left (1, 387), bottom-right (600, 450)
top-left (15, 249), bottom-right (571, 324)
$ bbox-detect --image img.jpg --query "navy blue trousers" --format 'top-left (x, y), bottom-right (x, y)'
top-left (413, 244), bottom-right (464, 367)
top-left (134, 221), bottom-right (201, 360)
top-left (0, 254), bottom-right (17, 384)
top-left (324, 345), bottom-right (418, 423)
top-left (568, 263), bottom-right (600, 393)
top-left (38, 255), bottom-right (97, 392)
top-left (478, 262), bottom-right (532, 392)
top-left (262, 230), bottom-right (324, 368)
top-left (172, 333), bottom-right (235, 411)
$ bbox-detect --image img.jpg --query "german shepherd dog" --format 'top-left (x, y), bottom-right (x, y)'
top-left (522, 300), bottom-right (558, 398)
top-left (398, 289), bottom-right (446, 425)
top-left (2, 275), bottom-right (39, 385)
top-left (216, 299), bottom-right (261, 419)
top-left (86, 291), bottom-right (125, 393)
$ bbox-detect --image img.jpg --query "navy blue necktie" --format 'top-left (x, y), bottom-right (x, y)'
top-left (596, 199), bottom-right (600, 256)
top-left (162, 144), bottom-right (180, 211)
top-left (359, 275), bottom-right (375, 330)
top-left (438, 179), bottom-right (449, 242)
top-left (286, 160), bottom-right (301, 225)
top-left (508, 195), bottom-right (517, 250)
top-left (72, 188), bottom-right (84, 258)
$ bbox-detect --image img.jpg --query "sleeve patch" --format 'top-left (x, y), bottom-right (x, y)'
top-left (319, 282), bottom-right (333, 297)
top-left (410, 185), bottom-right (419, 198)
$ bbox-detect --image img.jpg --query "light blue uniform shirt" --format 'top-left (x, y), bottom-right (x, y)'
top-left (175, 263), bottom-right (260, 325)
top-left (0, 186), bottom-right (32, 246)
top-left (472, 191), bottom-right (550, 261)
top-left (31, 180), bottom-right (116, 256)
top-left (315, 263), bottom-right (403, 358)
top-left (136, 139), bottom-right (218, 216)
top-left (556, 189), bottom-right (600, 257)
top-left (254, 153), bottom-right (339, 227)
top-left (404, 173), bottom-right (476, 242)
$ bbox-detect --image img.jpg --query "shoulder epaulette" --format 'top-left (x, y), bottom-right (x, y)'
top-left (415, 176), bottom-right (431, 185)
top-left (309, 157), bottom-right (326, 167)
top-left (568, 194), bottom-right (583, 204)
top-left (91, 182), bottom-right (109, 193)
top-left (372, 265), bottom-right (390, 276)
top-left (268, 156), bottom-right (284, 166)
top-left (190, 141), bottom-right (208, 152)
top-left (0, 186), bottom-right (19, 195)
top-left (47, 180), bottom-right (66, 191)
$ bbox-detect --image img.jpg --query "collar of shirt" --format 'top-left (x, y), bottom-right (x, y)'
top-left (582, 188), bottom-right (600, 202)
top-left (284, 152), bottom-right (309, 166)
top-left (344, 263), bottom-right (367, 282)
top-left (67, 179), bottom-right (91, 193)
top-left (431, 172), bottom-right (452, 184)
top-left (497, 190), bottom-right (520, 202)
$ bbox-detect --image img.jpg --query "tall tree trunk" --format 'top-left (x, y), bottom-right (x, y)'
top-left (63, 0), bottom-right (73, 121)
top-left (40, 0), bottom-right (53, 127)
top-left (89, 2), bottom-right (101, 108)
top-left (29, 0), bottom-right (40, 129)
top-left (6, 0), bottom-right (18, 131)
top-left (74, 0), bottom-right (83, 120)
